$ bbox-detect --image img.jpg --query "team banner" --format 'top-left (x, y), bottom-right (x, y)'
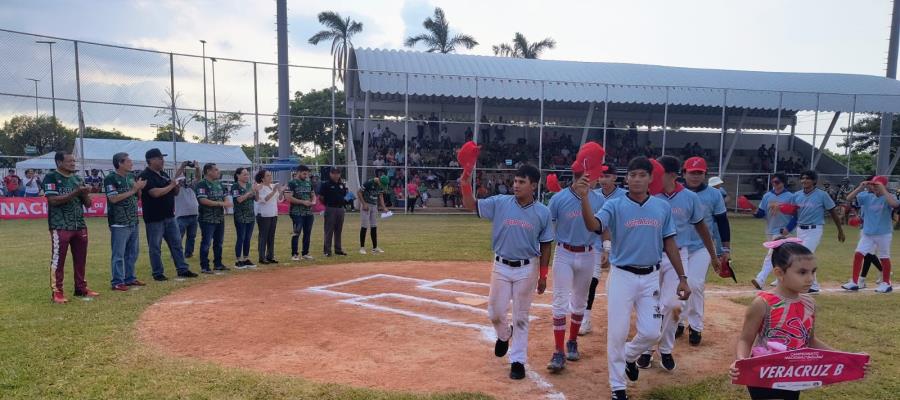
top-left (1, 196), bottom-right (293, 220)
top-left (733, 349), bottom-right (869, 391)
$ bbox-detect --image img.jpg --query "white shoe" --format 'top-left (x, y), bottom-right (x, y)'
top-left (858, 277), bottom-right (867, 289)
top-left (875, 282), bottom-right (893, 293)
top-left (302, 255), bottom-right (314, 260)
top-left (579, 314), bottom-right (592, 336)
top-left (291, 255), bottom-right (300, 261)
top-left (841, 280), bottom-right (859, 291)
top-left (371, 247), bottom-right (385, 254)
top-left (359, 248), bottom-right (367, 255)
top-left (769, 279), bottom-right (778, 287)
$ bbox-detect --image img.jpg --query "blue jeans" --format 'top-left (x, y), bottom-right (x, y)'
top-left (177, 215), bottom-right (198, 257)
top-left (110, 225), bottom-right (139, 286)
top-left (290, 214), bottom-right (315, 256)
top-left (145, 217), bottom-right (190, 277)
top-left (199, 222), bottom-right (225, 270)
top-left (234, 219), bottom-right (255, 259)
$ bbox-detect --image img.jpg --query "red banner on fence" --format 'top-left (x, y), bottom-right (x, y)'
top-left (733, 349), bottom-right (869, 391)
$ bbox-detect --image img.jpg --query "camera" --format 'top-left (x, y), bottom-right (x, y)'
top-left (183, 161), bottom-right (195, 168)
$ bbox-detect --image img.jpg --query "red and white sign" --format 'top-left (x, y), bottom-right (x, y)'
top-left (1, 196), bottom-right (290, 220)
top-left (733, 349), bottom-right (869, 391)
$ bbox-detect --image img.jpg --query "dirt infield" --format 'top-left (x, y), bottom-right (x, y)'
top-left (136, 262), bottom-right (745, 400)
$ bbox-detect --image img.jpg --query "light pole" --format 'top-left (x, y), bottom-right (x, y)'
top-left (36, 40), bottom-right (56, 120)
top-left (200, 39), bottom-right (208, 142)
top-left (26, 78), bottom-right (40, 118)
top-left (210, 57), bottom-right (217, 143)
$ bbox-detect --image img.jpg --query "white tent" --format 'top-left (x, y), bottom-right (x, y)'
top-left (72, 138), bottom-right (252, 171)
top-left (15, 152), bottom-right (58, 171)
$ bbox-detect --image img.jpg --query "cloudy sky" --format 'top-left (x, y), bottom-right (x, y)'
top-left (0, 0), bottom-right (896, 147)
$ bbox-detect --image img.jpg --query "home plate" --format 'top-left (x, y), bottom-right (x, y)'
top-left (455, 297), bottom-right (487, 306)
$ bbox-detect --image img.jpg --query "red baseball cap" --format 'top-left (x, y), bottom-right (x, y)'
top-left (683, 157), bottom-right (707, 172)
top-left (872, 176), bottom-right (888, 186)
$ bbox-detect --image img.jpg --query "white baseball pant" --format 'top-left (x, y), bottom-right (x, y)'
top-left (607, 266), bottom-right (662, 392)
top-left (797, 226), bottom-right (823, 290)
top-left (592, 247), bottom-right (604, 279)
top-left (551, 246), bottom-right (595, 318)
top-left (856, 233), bottom-right (892, 258)
top-left (674, 248), bottom-right (712, 334)
top-left (487, 257), bottom-right (538, 364)
top-left (755, 234), bottom-right (781, 285)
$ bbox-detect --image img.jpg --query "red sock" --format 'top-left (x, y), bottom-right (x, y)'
top-left (881, 258), bottom-right (892, 285)
top-left (852, 252), bottom-right (864, 284)
top-left (569, 313), bottom-right (583, 341)
top-left (553, 316), bottom-right (566, 352)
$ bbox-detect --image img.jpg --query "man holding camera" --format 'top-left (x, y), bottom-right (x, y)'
top-left (139, 149), bottom-right (199, 281)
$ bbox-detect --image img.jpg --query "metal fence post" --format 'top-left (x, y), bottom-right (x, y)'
top-left (719, 89), bottom-right (728, 177)
top-left (662, 87), bottom-right (669, 156)
top-left (253, 62), bottom-right (260, 167)
top-left (811, 94), bottom-right (820, 170)
top-left (73, 41), bottom-right (86, 172)
top-left (169, 53), bottom-right (178, 163)
top-left (602, 84), bottom-right (609, 149)
top-left (539, 80), bottom-right (545, 198)
top-left (404, 73), bottom-right (409, 214)
top-left (773, 92), bottom-right (783, 173)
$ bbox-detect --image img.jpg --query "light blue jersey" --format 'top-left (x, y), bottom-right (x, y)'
top-left (594, 194), bottom-right (676, 267)
top-left (549, 188), bottom-right (603, 247)
top-left (857, 191), bottom-right (895, 236)
top-left (594, 186), bottom-right (627, 201)
top-left (791, 188), bottom-right (835, 226)
top-left (692, 184), bottom-right (727, 252)
top-left (757, 189), bottom-right (794, 235)
top-left (478, 195), bottom-right (554, 260)
top-left (654, 185), bottom-right (705, 252)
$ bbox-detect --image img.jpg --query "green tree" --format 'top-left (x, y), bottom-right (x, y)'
top-left (152, 124), bottom-right (187, 142)
top-left (0, 115), bottom-right (74, 157)
top-left (823, 149), bottom-right (875, 176)
top-left (265, 89), bottom-right (347, 157)
top-left (83, 126), bottom-right (140, 140)
top-left (308, 11), bottom-right (363, 83)
top-left (153, 90), bottom-right (197, 141)
top-left (404, 7), bottom-right (478, 53)
top-left (838, 115), bottom-right (900, 175)
top-left (195, 112), bottom-right (245, 145)
top-left (493, 32), bottom-right (556, 59)
top-left (241, 143), bottom-right (278, 162)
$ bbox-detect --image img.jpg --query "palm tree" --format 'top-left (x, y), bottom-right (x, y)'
top-left (308, 11), bottom-right (363, 83)
top-left (492, 33), bottom-right (556, 59)
top-left (404, 7), bottom-right (478, 53)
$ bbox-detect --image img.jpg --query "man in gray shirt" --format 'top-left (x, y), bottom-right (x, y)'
top-left (175, 163), bottom-right (201, 258)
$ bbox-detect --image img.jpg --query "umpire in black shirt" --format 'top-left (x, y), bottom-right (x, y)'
top-left (318, 167), bottom-right (348, 256)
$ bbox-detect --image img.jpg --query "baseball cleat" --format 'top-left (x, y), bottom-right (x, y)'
top-left (359, 248), bottom-right (367, 255)
top-left (625, 361), bottom-right (639, 381)
top-left (660, 353), bottom-right (677, 371)
top-left (611, 390), bottom-right (629, 400)
top-left (509, 362), bottom-right (526, 380)
top-left (841, 281), bottom-right (860, 291)
top-left (675, 324), bottom-right (685, 338)
top-left (547, 351), bottom-right (566, 373)
top-left (494, 325), bottom-right (512, 357)
top-left (565, 340), bottom-right (580, 361)
top-left (750, 279), bottom-right (762, 290)
top-left (689, 327), bottom-right (702, 346)
top-left (875, 282), bottom-right (893, 293)
top-left (636, 353), bottom-right (652, 369)
top-left (578, 314), bottom-right (592, 335)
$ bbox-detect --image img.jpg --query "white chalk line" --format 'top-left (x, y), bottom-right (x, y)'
top-left (304, 273), bottom-right (565, 399)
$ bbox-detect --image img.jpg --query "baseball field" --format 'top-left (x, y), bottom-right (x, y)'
top-left (2, 214), bottom-right (899, 399)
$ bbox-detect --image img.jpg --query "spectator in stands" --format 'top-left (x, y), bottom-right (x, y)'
top-left (681, 142), bottom-right (692, 159)
top-left (480, 115), bottom-right (491, 144)
top-left (709, 176), bottom-right (730, 205)
top-left (85, 169), bottom-right (103, 193)
top-left (442, 181), bottom-right (456, 207)
top-left (4, 169), bottom-right (21, 197)
top-left (494, 116), bottom-right (506, 143)
top-left (642, 141), bottom-right (656, 158)
top-left (428, 112), bottom-right (440, 141)
top-left (0, 174), bottom-right (6, 196)
top-left (767, 144), bottom-right (776, 162)
top-left (417, 114), bottom-right (425, 141)
top-left (464, 126), bottom-right (474, 142)
top-left (406, 178), bottom-right (419, 213)
top-left (23, 169), bottom-right (42, 197)
top-left (691, 142), bottom-right (703, 157)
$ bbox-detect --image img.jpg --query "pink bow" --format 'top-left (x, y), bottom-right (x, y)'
top-left (763, 237), bottom-right (804, 249)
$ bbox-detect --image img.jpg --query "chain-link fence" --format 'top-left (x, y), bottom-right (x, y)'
top-left (2, 28), bottom-right (900, 211)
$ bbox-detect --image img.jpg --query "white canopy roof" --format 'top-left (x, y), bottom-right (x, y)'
top-left (11, 138), bottom-right (251, 172)
top-left (348, 48), bottom-right (900, 113)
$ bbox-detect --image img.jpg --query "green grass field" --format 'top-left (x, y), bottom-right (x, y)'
top-left (1, 214), bottom-right (898, 399)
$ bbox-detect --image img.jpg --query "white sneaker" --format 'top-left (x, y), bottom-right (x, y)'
top-left (858, 277), bottom-right (867, 289)
top-left (769, 279), bottom-right (778, 287)
top-left (291, 255), bottom-right (300, 261)
top-left (875, 282), bottom-right (893, 293)
top-left (578, 314), bottom-right (592, 335)
top-left (371, 247), bottom-right (385, 254)
top-left (841, 280), bottom-right (859, 291)
top-left (302, 255), bottom-right (314, 260)
top-left (359, 248), bottom-right (367, 255)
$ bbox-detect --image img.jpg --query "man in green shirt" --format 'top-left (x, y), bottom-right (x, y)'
top-left (44, 151), bottom-right (98, 304)
top-left (357, 176), bottom-right (388, 255)
top-left (287, 165), bottom-right (317, 261)
top-left (195, 163), bottom-right (231, 273)
top-left (106, 152), bottom-right (147, 291)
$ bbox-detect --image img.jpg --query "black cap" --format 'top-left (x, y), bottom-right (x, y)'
top-left (329, 167), bottom-right (342, 173)
top-left (145, 148), bottom-right (167, 160)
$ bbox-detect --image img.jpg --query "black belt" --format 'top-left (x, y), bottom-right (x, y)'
top-left (799, 225), bottom-right (819, 230)
top-left (495, 256), bottom-right (531, 267)
top-left (558, 242), bottom-right (592, 253)
top-left (616, 264), bottom-right (660, 275)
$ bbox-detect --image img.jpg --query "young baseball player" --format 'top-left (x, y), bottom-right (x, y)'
top-left (545, 166), bottom-right (604, 373)
top-left (461, 164), bottom-right (553, 380)
top-left (750, 173), bottom-right (796, 290)
top-left (730, 239), bottom-right (869, 400)
top-left (581, 162), bottom-right (624, 336)
top-left (842, 176), bottom-right (897, 293)
top-left (680, 156), bottom-right (731, 346)
top-left (778, 170), bottom-right (846, 293)
top-left (638, 156), bottom-right (719, 371)
top-left (358, 176), bottom-right (388, 254)
top-left (574, 156), bottom-right (691, 400)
